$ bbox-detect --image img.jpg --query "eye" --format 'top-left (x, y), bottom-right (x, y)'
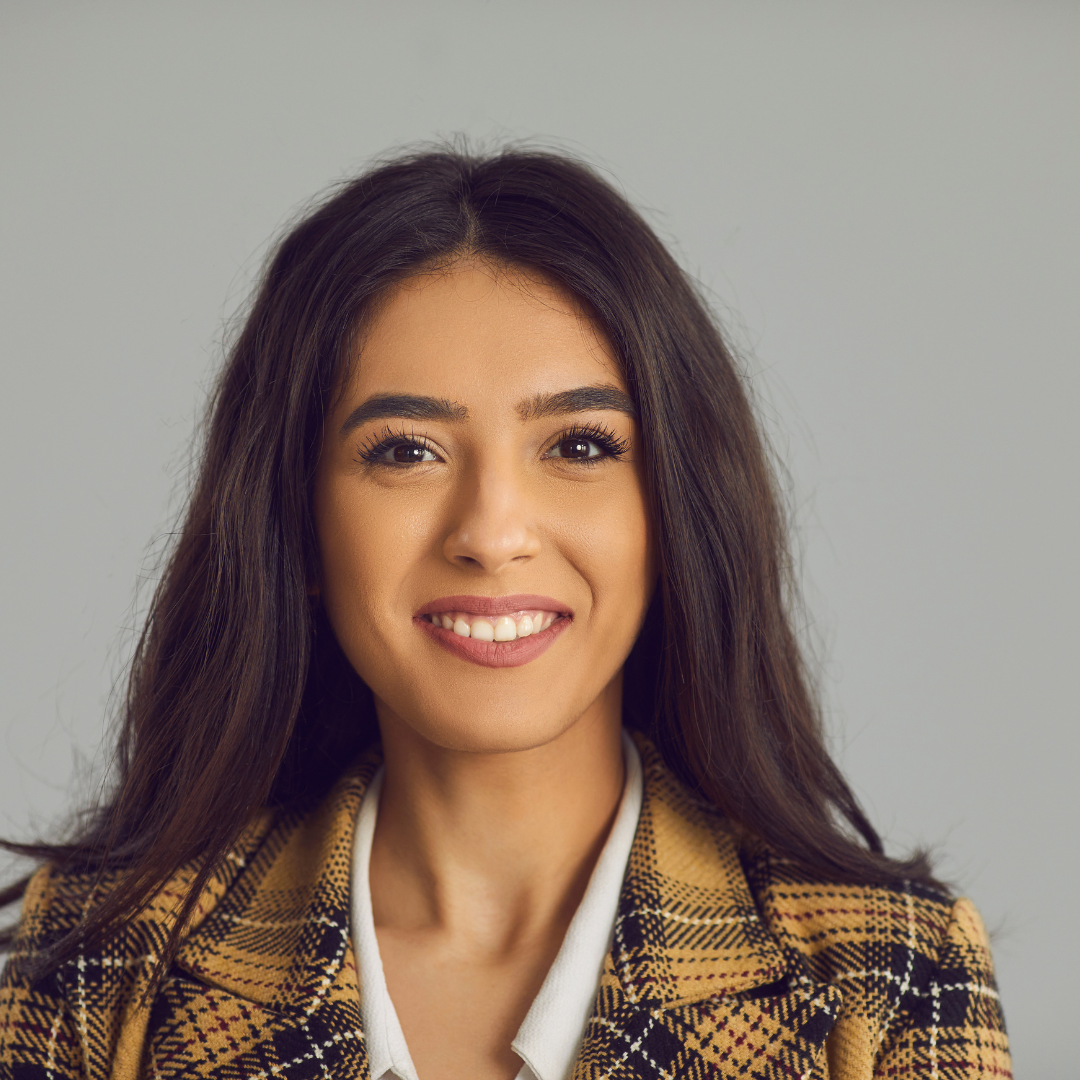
top-left (543, 424), bottom-right (629, 463)
top-left (378, 442), bottom-right (438, 464)
top-left (546, 436), bottom-right (605, 460)
top-left (356, 430), bottom-right (441, 466)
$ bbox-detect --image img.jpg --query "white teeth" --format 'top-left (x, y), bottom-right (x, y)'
top-left (430, 609), bottom-right (561, 640)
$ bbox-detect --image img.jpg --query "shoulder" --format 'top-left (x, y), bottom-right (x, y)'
top-left (736, 837), bottom-right (1010, 1077)
top-left (738, 837), bottom-right (959, 971)
top-left (4, 746), bottom-right (381, 980)
top-left (631, 734), bottom-right (1010, 1077)
top-left (0, 808), bottom-right (278, 1079)
top-left (635, 731), bottom-right (1001, 1013)
top-left (3, 810), bottom-right (276, 977)
top-left (3, 747), bottom-right (384, 973)
top-left (1, 751), bottom-right (379, 1079)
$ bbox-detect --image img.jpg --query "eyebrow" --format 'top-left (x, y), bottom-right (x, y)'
top-left (339, 383), bottom-right (637, 437)
top-left (339, 394), bottom-right (469, 435)
top-left (517, 384), bottom-right (637, 421)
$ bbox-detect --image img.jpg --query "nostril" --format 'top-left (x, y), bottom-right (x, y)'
top-left (443, 523), bottom-right (542, 571)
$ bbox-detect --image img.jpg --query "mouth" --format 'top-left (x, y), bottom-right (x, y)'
top-left (422, 608), bottom-right (561, 640)
top-left (414, 594), bottom-right (572, 668)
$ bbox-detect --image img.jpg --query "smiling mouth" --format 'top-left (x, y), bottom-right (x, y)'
top-left (415, 594), bottom-right (572, 668)
top-left (422, 609), bottom-right (562, 642)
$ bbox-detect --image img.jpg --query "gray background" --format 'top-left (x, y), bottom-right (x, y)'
top-left (2, 1), bottom-right (1077, 1073)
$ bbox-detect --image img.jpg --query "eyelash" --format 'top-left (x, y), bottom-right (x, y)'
top-left (355, 425), bottom-right (437, 465)
top-left (354, 422), bottom-right (630, 466)
top-left (549, 423), bottom-right (630, 463)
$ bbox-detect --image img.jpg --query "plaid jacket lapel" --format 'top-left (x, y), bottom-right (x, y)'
top-left (571, 736), bottom-right (841, 1080)
top-left (164, 738), bottom-right (838, 1080)
top-left (162, 754), bottom-right (380, 1078)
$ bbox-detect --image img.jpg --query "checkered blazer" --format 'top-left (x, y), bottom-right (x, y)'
top-left (0, 735), bottom-right (1010, 1079)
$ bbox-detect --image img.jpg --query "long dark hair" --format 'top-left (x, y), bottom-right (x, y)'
top-left (1, 145), bottom-right (936, 977)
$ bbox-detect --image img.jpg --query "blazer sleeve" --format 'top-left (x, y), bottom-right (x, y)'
top-left (0, 866), bottom-right (85, 1080)
top-left (874, 896), bottom-right (1012, 1078)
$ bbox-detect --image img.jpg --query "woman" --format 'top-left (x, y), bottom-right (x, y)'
top-left (0, 148), bottom-right (1010, 1080)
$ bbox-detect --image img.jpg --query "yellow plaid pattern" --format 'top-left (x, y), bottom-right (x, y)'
top-left (0, 736), bottom-right (1011, 1078)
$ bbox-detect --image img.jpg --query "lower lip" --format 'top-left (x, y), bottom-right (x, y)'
top-left (415, 616), bottom-right (571, 668)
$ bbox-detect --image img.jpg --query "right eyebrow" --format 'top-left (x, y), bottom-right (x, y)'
top-left (516, 384), bottom-right (638, 422)
top-left (339, 394), bottom-right (469, 436)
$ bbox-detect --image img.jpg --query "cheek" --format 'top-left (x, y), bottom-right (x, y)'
top-left (314, 478), bottom-right (435, 637)
top-left (553, 475), bottom-right (654, 621)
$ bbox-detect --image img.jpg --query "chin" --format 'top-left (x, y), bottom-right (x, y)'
top-left (375, 680), bottom-right (594, 755)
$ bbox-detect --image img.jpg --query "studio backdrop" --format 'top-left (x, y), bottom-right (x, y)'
top-left (1, 3), bottom-right (1077, 1076)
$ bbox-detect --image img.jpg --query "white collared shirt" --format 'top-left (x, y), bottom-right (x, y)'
top-left (350, 732), bottom-right (643, 1080)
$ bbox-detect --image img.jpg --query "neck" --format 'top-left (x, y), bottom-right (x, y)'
top-left (368, 690), bottom-right (625, 957)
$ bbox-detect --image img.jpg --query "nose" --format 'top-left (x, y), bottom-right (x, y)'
top-left (442, 465), bottom-right (541, 573)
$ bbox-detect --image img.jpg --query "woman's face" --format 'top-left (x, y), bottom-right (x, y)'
top-left (313, 261), bottom-right (654, 753)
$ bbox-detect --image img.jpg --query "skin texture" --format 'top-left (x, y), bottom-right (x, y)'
top-left (313, 261), bottom-right (655, 1080)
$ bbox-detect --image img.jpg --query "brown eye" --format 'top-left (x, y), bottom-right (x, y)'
top-left (392, 444), bottom-right (435, 463)
top-left (368, 441), bottom-right (438, 464)
top-left (547, 437), bottom-right (602, 460)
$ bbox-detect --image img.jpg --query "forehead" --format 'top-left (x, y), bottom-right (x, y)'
top-left (344, 262), bottom-right (623, 406)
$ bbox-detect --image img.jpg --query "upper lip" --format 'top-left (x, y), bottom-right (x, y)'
top-left (415, 594), bottom-right (573, 618)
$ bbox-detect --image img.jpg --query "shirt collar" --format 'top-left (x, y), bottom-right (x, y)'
top-left (174, 732), bottom-right (790, 1025)
top-left (351, 766), bottom-right (416, 1080)
top-left (512, 731), bottom-right (642, 1080)
top-left (351, 732), bottom-right (643, 1080)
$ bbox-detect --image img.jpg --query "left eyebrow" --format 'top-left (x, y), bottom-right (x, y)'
top-left (339, 394), bottom-right (469, 436)
top-left (517, 384), bottom-right (637, 421)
